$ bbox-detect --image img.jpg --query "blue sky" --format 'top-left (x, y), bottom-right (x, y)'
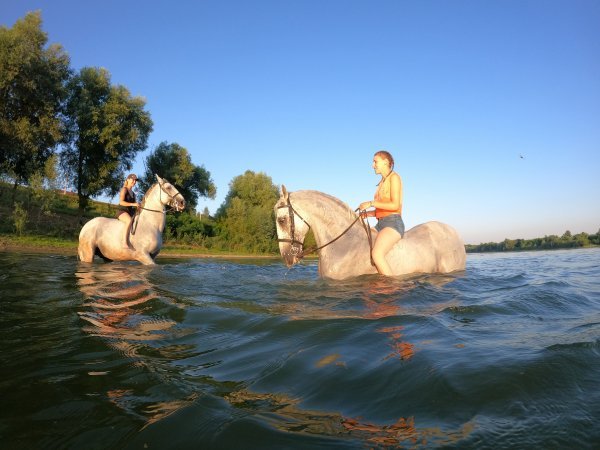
top-left (3, 0), bottom-right (599, 244)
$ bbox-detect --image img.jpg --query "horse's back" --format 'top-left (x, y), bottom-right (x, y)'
top-left (390, 221), bottom-right (466, 274)
top-left (80, 217), bottom-right (120, 239)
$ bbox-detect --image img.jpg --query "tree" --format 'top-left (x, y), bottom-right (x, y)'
top-left (60, 67), bottom-right (152, 211)
top-left (140, 141), bottom-right (215, 211)
top-left (0, 12), bottom-right (71, 190)
top-left (574, 232), bottom-right (589, 248)
top-left (216, 170), bottom-right (279, 253)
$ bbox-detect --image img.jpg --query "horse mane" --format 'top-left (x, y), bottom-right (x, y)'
top-left (140, 182), bottom-right (159, 209)
top-left (293, 190), bottom-right (356, 222)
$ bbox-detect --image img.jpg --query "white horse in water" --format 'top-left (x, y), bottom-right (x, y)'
top-left (78, 175), bottom-right (185, 265)
top-left (275, 186), bottom-right (466, 280)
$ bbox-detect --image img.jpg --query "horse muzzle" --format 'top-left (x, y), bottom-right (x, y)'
top-left (278, 241), bottom-right (303, 267)
top-left (171, 195), bottom-right (186, 212)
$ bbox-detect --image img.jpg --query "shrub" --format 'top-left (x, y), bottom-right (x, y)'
top-left (12, 202), bottom-right (28, 236)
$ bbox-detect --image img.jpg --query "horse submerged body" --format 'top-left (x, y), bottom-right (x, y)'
top-left (78, 175), bottom-right (185, 265)
top-left (275, 187), bottom-right (466, 280)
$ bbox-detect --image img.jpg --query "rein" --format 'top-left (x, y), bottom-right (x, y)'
top-left (277, 196), bottom-right (375, 265)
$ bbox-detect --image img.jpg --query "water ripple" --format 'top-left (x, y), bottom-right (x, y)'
top-left (1, 249), bottom-right (599, 449)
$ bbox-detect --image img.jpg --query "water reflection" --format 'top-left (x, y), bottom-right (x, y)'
top-left (216, 273), bottom-right (470, 445)
top-left (74, 261), bottom-right (469, 445)
top-left (271, 273), bottom-right (461, 320)
top-left (226, 389), bottom-right (475, 448)
top-left (75, 263), bottom-right (197, 429)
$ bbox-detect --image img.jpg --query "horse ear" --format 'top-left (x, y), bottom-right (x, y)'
top-left (281, 185), bottom-right (289, 200)
top-left (155, 174), bottom-right (163, 183)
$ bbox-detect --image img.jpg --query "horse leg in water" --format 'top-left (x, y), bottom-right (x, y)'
top-left (78, 235), bottom-right (95, 263)
top-left (135, 251), bottom-right (156, 265)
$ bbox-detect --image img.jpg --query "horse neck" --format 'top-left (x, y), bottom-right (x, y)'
top-left (137, 184), bottom-right (165, 230)
top-left (291, 191), bottom-right (362, 245)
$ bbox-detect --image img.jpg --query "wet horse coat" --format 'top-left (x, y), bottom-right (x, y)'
top-left (78, 175), bottom-right (185, 265)
top-left (275, 187), bottom-right (466, 280)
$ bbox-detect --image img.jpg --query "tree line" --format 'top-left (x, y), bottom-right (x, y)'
top-left (1, 12), bottom-right (281, 254)
top-left (465, 230), bottom-right (600, 253)
top-left (3, 12), bottom-right (597, 256)
top-left (1, 13), bottom-right (218, 211)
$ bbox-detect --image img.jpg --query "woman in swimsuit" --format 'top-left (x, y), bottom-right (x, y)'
top-left (358, 151), bottom-right (405, 276)
top-left (117, 173), bottom-right (140, 248)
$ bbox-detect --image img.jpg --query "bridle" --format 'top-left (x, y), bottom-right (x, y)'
top-left (138, 178), bottom-right (184, 214)
top-left (276, 197), bottom-right (310, 257)
top-left (277, 195), bottom-right (375, 265)
top-left (131, 179), bottom-right (184, 235)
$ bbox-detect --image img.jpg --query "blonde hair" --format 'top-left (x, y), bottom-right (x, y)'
top-left (374, 150), bottom-right (394, 170)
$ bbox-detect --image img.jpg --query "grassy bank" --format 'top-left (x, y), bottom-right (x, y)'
top-left (0, 182), bottom-right (278, 259)
top-left (0, 234), bottom-right (280, 259)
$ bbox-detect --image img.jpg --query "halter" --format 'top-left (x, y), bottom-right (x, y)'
top-left (277, 195), bottom-right (375, 265)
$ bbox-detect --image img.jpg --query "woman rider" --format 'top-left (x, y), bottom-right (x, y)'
top-left (117, 173), bottom-right (140, 248)
top-left (358, 151), bottom-right (405, 276)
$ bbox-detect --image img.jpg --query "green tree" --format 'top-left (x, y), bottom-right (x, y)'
top-left (140, 141), bottom-right (216, 211)
top-left (502, 239), bottom-right (515, 251)
top-left (29, 154), bottom-right (59, 219)
top-left (590, 229), bottom-right (600, 246)
top-left (0, 12), bottom-right (71, 191)
top-left (574, 232), bottom-right (589, 247)
top-left (216, 170), bottom-right (279, 253)
top-left (60, 67), bottom-right (152, 212)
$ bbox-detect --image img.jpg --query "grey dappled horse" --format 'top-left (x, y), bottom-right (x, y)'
top-left (78, 175), bottom-right (185, 265)
top-left (275, 186), bottom-right (466, 280)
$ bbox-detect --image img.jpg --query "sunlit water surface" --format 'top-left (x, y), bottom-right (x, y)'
top-left (1, 248), bottom-right (599, 449)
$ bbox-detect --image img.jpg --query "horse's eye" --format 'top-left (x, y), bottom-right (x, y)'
top-left (277, 217), bottom-right (286, 226)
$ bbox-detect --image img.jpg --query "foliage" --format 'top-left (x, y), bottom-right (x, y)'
top-left (60, 67), bottom-right (152, 211)
top-left (11, 202), bottom-right (28, 236)
top-left (29, 155), bottom-right (60, 221)
top-left (0, 12), bottom-right (71, 186)
top-left (140, 141), bottom-right (216, 211)
top-left (164, 211), bottom-right (215, 246)
top-left (466, 230), bottom-right (600, 253)
top-left (215, 170), bottom-right (279, 253)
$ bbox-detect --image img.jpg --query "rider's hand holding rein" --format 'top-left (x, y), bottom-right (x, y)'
top-left (358, 200), bottom-right (377, 219)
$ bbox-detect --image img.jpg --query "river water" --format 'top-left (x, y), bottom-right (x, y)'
top-left (1, 248), bottom-right (599, 449)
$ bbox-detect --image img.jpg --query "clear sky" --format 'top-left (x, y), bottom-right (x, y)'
top-left (3, 0), bottom-right (599, 244)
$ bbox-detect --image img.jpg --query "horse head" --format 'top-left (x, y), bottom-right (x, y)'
top-left (275, 185), bottom-right (311, 267)
top-left (155, 174), bottom-right (186, 212)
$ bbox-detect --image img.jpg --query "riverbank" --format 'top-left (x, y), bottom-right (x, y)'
top-left (0, 234), bottom-right (280, 259)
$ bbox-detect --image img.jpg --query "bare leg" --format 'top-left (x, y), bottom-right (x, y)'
top-left (117, 213), bottom-right (132, 248)
top-left (372, 227), bottom-right (402, 276)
